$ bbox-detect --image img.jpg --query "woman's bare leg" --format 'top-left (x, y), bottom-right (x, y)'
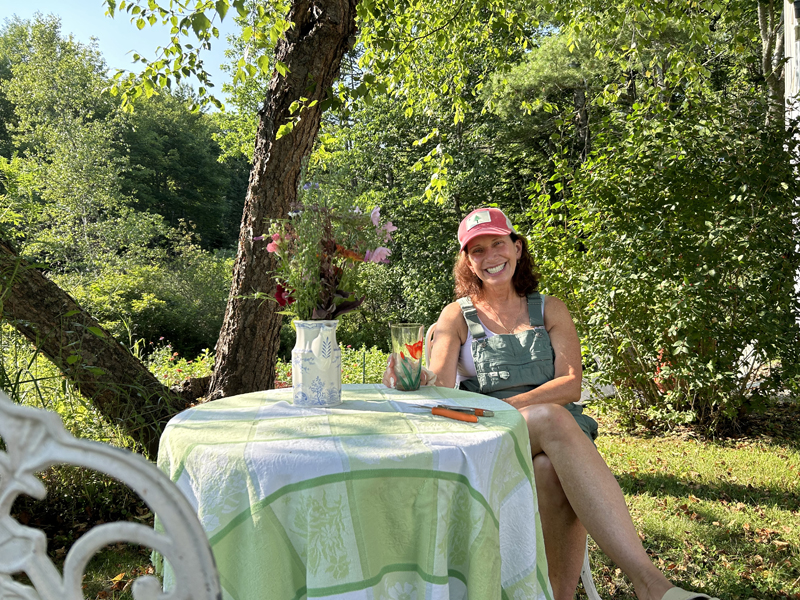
top-left (533, 453), bottom-right (587, 600)
top-left (522, 403), bottom-right (673, 600)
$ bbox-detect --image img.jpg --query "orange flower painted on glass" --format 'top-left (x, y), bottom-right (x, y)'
top-left (405, 340), bottom-right (423, 360)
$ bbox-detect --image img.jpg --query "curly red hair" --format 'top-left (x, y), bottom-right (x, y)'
top-left (454, 233), bottom-right (539, 300)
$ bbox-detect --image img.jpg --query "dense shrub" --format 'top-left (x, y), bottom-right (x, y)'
top-left (531, 100), bottom-right (800, 429)
top-left (53, 240), bottom-right (233, 356)
top-left (276, 345), bottom-right (390, 386)
top-left (146, 342), bottom-right (214, 386)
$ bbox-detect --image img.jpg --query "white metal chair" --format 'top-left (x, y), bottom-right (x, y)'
top-left (0, 389), bottom-right (221, 600)
top-left (424, 323), bottom-right (602, 600)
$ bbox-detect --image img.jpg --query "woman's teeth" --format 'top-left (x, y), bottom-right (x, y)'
top-left (486, 263), bottom-right (506, 274)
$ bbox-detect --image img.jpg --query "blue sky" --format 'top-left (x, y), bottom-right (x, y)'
top-left (1, 0), bottom-right (235, 95)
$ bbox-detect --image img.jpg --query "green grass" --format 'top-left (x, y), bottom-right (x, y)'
top-left (73, 545), bottom-right (154, 599)
top-left (586, 402), bottom-right (800, 600)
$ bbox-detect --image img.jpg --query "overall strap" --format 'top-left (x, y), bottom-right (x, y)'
top-left (457, 297), bottom-right (487, 340)
top-left (526, 293), bottom-right (544, 327)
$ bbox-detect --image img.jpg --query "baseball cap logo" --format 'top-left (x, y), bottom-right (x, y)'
top-left (466, 210), bottom-right (492, 231)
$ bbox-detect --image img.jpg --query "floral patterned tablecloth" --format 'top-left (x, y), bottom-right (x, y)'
top-left (156, 384), bottom-right (553, 600)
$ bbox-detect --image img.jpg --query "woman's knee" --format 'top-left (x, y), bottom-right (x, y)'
top-left (524, 403), bottom-right (580, 443)
top-left (532, 453), bottom-right (569, 506)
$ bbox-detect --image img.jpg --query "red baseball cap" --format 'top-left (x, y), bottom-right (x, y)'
top-left (458, 208), bottom-right (517, 251)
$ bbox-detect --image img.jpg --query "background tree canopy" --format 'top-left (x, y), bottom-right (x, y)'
top-left (1, 0), bottom-right (798, 434)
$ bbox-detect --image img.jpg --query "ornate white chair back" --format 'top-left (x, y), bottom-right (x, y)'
top-left (0, 389), bottom-right (221, 600)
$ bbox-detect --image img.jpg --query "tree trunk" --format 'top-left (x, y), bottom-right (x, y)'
top-left (574, 84), bottom-right (590, 162)
top-left (759, 0), bottom-right (785, 127)
top-left (0, 239), bottom-right (181, 459)
top-left (208, 0), bottom-right (358, 399)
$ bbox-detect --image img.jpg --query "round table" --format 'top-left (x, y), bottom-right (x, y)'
top-left (156, 384), bottom-right (552, 600)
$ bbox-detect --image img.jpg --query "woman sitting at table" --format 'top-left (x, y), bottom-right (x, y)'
top-left (384, 208), bottom-right (716, 600)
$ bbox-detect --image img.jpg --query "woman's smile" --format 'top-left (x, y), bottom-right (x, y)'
top-left (465, 234), bottom-right (522, 286)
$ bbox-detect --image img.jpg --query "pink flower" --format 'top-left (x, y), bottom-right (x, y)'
top-left (381, 221), bottom-right (397, 242)
top-left (365, 246), bottom-right (391, 264)
top-left (267, 232), bottom-right (284, 253)
top-left (370, 206), bottom-right (381, 226)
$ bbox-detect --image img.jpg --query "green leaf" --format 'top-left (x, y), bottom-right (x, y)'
top-left (276, 121), bottom-right (294, 139)
top-left (215, 0), bottom-right (229, 20)
top-left (87, 327), bottom-right (106, 338)
top-left (191, 12), bottom-right (212, 36)
top-left (233, 0), bottom-right (247, 17)
top-left (257, 54), bottom-right (270, 75)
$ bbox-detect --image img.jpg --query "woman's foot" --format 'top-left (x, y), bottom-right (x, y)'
top-left (660, 587), bottom-right (719, 600)
top-left (631, 571), bottom-right (673, 600)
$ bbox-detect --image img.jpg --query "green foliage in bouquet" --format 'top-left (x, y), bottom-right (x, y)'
top-left (260, 185), bottom-right (395, 321)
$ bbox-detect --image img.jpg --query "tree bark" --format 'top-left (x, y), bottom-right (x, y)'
top-left (758, 0), bottom-right (785, 127)
top-left (0, 239), bottom-right (181, 459)
top-left (574, 84), bottom-right (590, 162)
top-left (208, 0), bottom-right (358, 399)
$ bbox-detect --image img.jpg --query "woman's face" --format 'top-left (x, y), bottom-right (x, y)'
top-left (465, 234), bottom-right (522, 288)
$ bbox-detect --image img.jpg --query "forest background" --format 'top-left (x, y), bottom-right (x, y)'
top-left (2, 0), bottom-right (798, 440)
top-left (1, 1), bottom-right (800, 597)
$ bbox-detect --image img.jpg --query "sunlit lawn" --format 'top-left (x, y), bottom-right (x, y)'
top-left (586, 402), bottom-right (800, 600)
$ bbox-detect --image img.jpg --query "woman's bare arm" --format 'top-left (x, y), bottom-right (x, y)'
top-left (427, 302), bottom-right (469, 389)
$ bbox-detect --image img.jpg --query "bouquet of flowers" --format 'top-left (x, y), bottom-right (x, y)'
top-left (258, 196), bottom-right (395, 321)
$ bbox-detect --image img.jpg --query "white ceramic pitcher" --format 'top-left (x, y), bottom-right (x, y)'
top-left (291, 320), bottom-right (342, 407)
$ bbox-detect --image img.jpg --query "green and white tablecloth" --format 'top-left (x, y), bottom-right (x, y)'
top-left (156, 384), bottom-right (553, 600)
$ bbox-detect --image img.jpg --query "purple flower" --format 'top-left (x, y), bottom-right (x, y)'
top-left (381, 221), bottom-right (397, 242)
top-left (253, 235), bottom-right (266, 241)
top-left (275, 283), bottom-right (295, 307)
top-left (370, 206), bottom-right (381, 226)
top-left (365, 246), bottom-right (391, 264)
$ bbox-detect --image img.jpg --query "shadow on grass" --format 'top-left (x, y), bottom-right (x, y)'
top-left (587, 477), bottom-right (800, 600)
top-left (614, 471), bottom-right (800, 512)
top-left (597, 401), bottom-right (800, 453)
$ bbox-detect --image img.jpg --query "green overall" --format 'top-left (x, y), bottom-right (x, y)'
top-left (457, 293), bottom-right (598, 442)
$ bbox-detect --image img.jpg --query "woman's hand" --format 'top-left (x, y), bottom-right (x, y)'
top-left (382, 354), bottom-right (437, 389)
top-left (381, 354), bottom-right (399, 388)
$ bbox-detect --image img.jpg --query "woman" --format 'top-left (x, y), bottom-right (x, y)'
top-left (384, 208), bottom-right (716, 600)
